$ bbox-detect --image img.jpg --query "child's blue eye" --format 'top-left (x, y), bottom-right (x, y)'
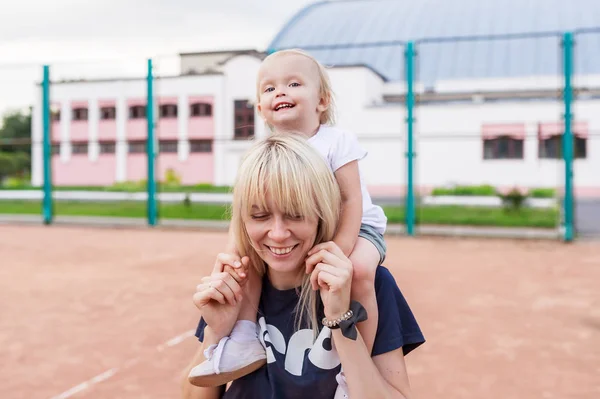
top-left (289, 82), bottom-right (300, 87)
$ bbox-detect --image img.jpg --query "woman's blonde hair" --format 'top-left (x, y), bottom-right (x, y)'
top-left (231, 133), bottom-right (341, 335)
top-left (256, 48), bottom-right (336, 127)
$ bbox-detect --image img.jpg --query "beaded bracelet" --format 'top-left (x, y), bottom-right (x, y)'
top-left (321, 300), bottom-right (368, 340)
top-left (322, 309), bottom-right (354, 328)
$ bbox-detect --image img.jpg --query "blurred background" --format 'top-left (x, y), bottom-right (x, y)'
top-left (1, 0), bottom-right (600, 239)
top-left (1, 1), bottom-right (599, 398)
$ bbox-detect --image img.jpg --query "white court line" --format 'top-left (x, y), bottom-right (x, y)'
top-left (49, 368), bottom-right (118, 399)
top-left (48, 329), bottom-right (196, 399)
top-left (165, 329), bottom-right (195, 347)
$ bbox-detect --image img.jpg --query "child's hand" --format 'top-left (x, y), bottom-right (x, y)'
top-left (222, 254), bottom-right (250, 287)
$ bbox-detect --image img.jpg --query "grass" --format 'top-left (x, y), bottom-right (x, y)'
top-left (430, 185), bottom-right (497, 196)
top-left (2, 183), bottom-right (558, 198)
top-left (0, 201), bottom-right (559, 228)
top-left (0, 183), bottom-right (233, 193)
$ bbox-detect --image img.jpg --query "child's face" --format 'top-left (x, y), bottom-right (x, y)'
top-left (256, 53), bottom-right (327, 133)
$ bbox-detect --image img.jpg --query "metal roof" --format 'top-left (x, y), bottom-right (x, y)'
top-left (268, 0), bottom-right (600, 83)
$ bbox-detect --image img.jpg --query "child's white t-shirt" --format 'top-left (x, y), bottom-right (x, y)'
top-left (307, 125), bottom-right (387, 234)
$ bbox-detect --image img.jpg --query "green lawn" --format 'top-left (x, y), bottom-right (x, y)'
top-left (0, 200), bottom-right (559, 228)
top-left (0, 184), bottom-right (232, 193)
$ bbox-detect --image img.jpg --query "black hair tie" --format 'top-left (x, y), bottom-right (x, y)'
top-left (322, 300), bottom-right (368, 341)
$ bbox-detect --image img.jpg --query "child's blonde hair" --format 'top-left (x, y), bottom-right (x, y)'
top-left (231, 133), bottom-right (341, 335)
top-left (256, 48), bottom-right (336, 127)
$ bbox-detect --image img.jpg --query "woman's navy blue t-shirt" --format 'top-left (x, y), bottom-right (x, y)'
top-left (195, 265), bottom-right (425, 399)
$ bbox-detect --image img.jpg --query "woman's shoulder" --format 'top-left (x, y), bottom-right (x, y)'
top-left (374, 265), bottom-right (399, 290)
top-left (372, 265), bottom-right (426, 356)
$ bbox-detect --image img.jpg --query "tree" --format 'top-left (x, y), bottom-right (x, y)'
top-left (0, 110), bottom-right (32, 154)
top-left (0, 152), bottom-right (16, 182)
top-left (0, 110), bottom-right (32, 183)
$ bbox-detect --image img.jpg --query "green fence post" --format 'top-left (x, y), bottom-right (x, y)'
top-left (562, 32), bottom-right (574, 242)
top-left (146, 59), bottom-right (157, 226)
top-left (42, 65), bottom-right (53, 225)
top-left (404, 42), bottom-right (416, 236)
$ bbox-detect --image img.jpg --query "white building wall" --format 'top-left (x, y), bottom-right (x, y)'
top-left (217, 55), bottom-right (263, 186)
top-left (30, 59), bottom-right (600, 196)
top-left (31, 86), bottom-right (43, 186)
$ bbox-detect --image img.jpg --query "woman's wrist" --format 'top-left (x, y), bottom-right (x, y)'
top-left (324, 301), bottom-right (351, 321)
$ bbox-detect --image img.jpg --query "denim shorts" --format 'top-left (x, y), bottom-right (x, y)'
top-left (358, 223), bottom-right (387, 265)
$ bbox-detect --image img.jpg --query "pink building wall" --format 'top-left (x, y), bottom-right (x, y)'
top-left (98, 99), bottom-right (117, 141)
top-left (157, 97), bottom-right (178, 140)
top-left (52, 155), bottom-right (116, 186)
top-left (51, 102), bottom-right (61, 142)
top-left (126, 155), bottom-right (147, 182)
top-left (188, 96), bottom-right (214, 139)
top-left (126, 99), bottom-right (147, 140)
top-left (51, 94), bottom-right (216, 186)
top-left (157, 154), bottom-right (214, 185)
top-left (126, 154), bottom-right (214, 185)
top-left (70, 100), bottom-right (89, 142)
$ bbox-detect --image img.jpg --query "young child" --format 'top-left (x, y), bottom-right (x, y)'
top-left (188, 49), bottom-right (388, 389)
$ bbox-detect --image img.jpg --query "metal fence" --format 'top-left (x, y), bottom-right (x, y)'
top-left (0, 30), bottom-right (592, 241)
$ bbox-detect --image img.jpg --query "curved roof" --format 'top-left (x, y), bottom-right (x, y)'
top-left (268, 0), bottom-right (600, 84)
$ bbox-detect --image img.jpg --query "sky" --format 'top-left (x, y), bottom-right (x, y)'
top-left (0, 0), bottom-right (317, 116)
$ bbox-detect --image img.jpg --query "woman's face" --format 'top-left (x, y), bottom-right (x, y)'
top-left (243, 193), bottom-right (318, 288)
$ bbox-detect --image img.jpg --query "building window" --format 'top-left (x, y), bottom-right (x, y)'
top-left (51, 144), bottom-right (60, 155)
top-left (539, 135), bottom-right (587, 159)
top-left (72, 142), bottom-right (88, 155)
top-left (72, 107), bottom-right (88, 121)
top-left (51, 110), bottom-right (60, 122)
top-left (129, 105), bottom-right (146, 119)
top-left (483, 136), bottom-right (524, 159)
top-left (99, 141), bottom-right (116, 154)
top-left (190, 139), bottom-right (212, 153)
top-left (100, 106), bottom-right (116, 120)
top-left (234, 100), bottom-right (254, 140)
top-left (128, 141), bottom-right (146, 154)
top-left (159, 104), bottom-right (178, 118)
top-left (190, 102), bottom-right (212, 117)
top-left (158, 140), bottom-right (178, 153)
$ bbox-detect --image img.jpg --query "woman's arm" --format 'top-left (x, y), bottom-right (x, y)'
top-left (181, 327), bottom-right (227, 399)
top-left (182, 253), bottom-right (250, 398)
top-left (306, 242), bottom-right (419, 399)
top-left (331, 329), bottom-right (412, 399)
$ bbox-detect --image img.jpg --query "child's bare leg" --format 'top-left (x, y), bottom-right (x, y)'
top-left (237, 262), bottom-right (262, 322)
top-left (348, 237), bottom-right (381, 355)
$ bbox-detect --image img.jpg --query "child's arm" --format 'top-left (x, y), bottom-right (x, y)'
top-left (225, 223), bottom-right (237, 253)
top-left (223, 223), bottom-right (247, 283)
top-left (333, 160), bottom-right (363, 257)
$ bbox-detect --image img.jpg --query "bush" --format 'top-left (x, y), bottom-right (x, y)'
top-left (109, 180), bottom-right (147, 192)
top-left (11, 152), bottom-right (30, 175)
top-left (498, 187), bottom-right (528, 211)
top-left (431, 184), bottom-right (497, 196)
top-left (163, 168), bottom-right (181, 187)
top-left (3, 175), bottom-right (30, 188)
top-left (0, 152), bottom-right (16, 182)
top-left (529, 188), bottom-right (556, 198)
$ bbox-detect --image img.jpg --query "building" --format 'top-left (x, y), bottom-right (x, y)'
top-left (31, 0), bottom-right (600, 197)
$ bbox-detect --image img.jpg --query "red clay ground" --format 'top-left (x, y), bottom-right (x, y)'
top-left (1, 225), bottom-right (598, 399)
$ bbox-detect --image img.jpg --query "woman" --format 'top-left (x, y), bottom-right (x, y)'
top-left (181, 134), bottom-right (425, 399)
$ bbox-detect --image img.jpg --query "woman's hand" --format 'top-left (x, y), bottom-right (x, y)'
top-left (305, 241), bottom-right (354, 320)
top-left (192, 253), bottom-right (250, 339)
